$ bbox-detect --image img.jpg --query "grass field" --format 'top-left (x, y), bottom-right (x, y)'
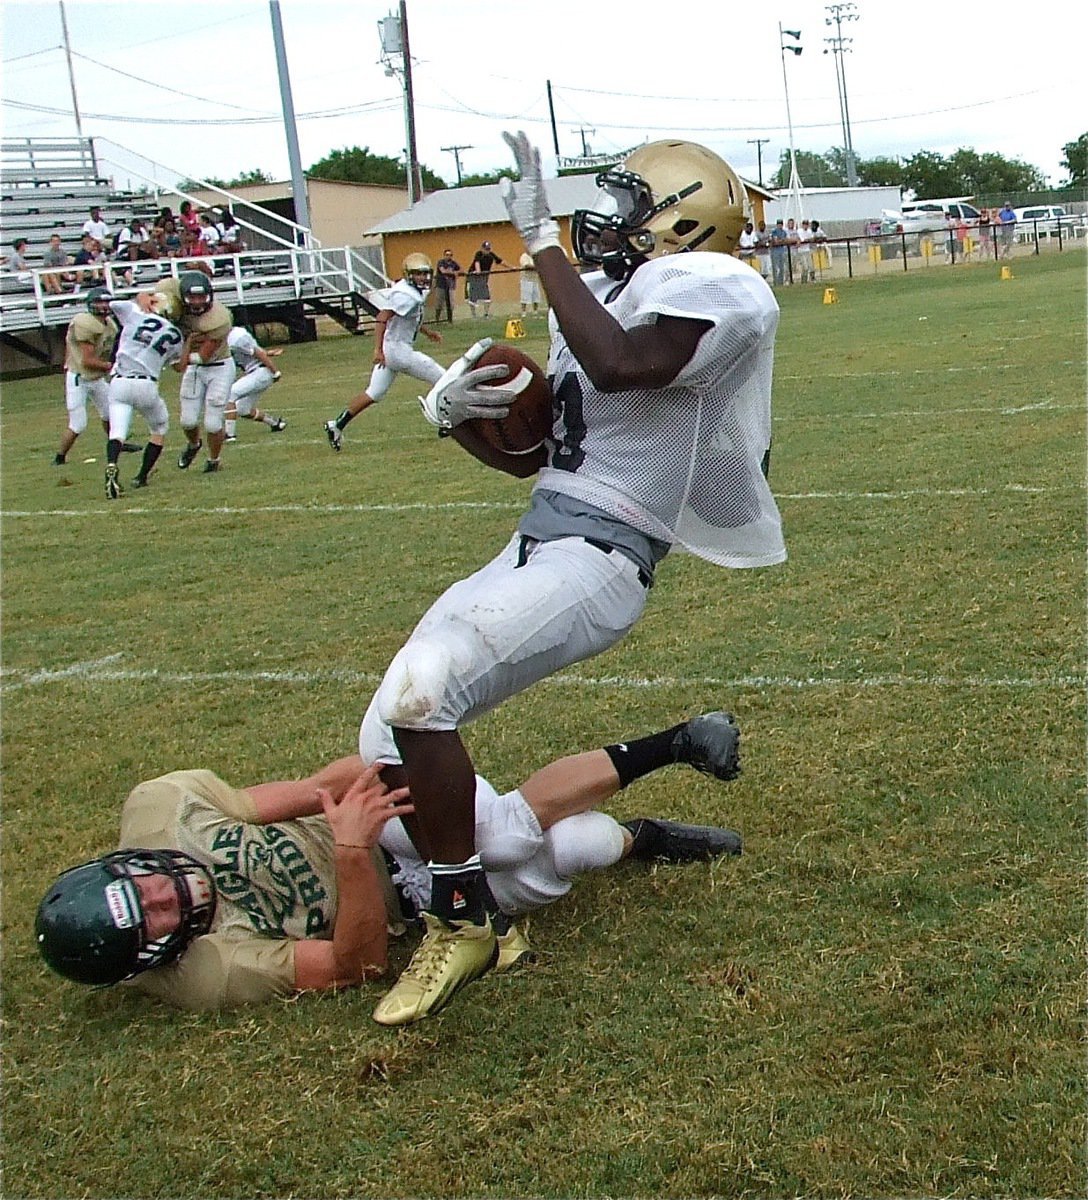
top-left (1, 252), bottom-right (1085, 1199)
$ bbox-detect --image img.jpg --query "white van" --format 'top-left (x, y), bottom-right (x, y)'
top-left (898, 198), bottom-right (981, 233)
top-left (1012, 204), bottom-right (1076, 237)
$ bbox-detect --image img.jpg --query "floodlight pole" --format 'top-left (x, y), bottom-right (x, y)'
top-left (269, 1), bottom-right (312, 243)
top-left (779, 24), bottom-right (804, 223)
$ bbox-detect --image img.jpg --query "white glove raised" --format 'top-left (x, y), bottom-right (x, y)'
top-left (500, 131), bottom-right (561, 256)
top-left (419, 338), bottom-right (515, 431)
top-left (271, 370), bottom-right (282, 382)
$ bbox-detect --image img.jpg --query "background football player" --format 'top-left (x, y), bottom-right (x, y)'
top-left (53, 287), bottom-right (128, 467)
top-left (222, 326), bottom-right (287, 442)
top-left (173, 270), bottom-right (234, 474)
top-left (102, 292), bottom-right (184, 498)
top-left (322, 253), bottom-right (444, 451)
top-left (364, 131), bottom-right (785, 1025)
top-left (35, 712), bottom-right (742, 1013)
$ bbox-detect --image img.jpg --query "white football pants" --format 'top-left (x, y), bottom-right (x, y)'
top-left (65, 371), bottom-right (110, 435)
top-left (108, 377), bottom-right (169, 441)
top-left (180, 360), bottom-right (233, 433)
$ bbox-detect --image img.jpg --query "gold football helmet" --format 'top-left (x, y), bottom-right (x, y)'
top-left (572, 140), bottom-right (747, 279)
top-left (402, 252), bottom-right (433, 291)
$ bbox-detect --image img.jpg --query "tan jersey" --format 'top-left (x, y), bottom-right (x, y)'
top-left (155, 277), bottom-right (183, 323)
top-left (64, 312), bottom-right (116, 379)
top-left (178, 300), bottom-right (232, 361)
top-left (118, 769), bottom-right (400, 1011)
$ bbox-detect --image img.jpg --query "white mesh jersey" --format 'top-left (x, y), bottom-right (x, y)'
top-left (109, 300), bottom-right (184, 380)
top-left (369, 277), bottom-right (426, 350)
top-left (227, 326), bottom-right (262, 374)
top-left (539, 253), bottom-right (786, 568)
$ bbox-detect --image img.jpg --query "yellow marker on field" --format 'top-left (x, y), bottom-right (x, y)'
top-left (504, 318), bottom-right (526, 339)
top-left (823, 287), bottom-right (838, 305)
top-left (868, 244), bottom-right (882, 267)
top-left (1000, 266), bottom-right (1014, 280)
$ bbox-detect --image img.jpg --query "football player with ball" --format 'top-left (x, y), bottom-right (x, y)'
top-left (365, 130), bottom-right (786, 1025)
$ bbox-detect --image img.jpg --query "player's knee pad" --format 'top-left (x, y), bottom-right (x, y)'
top-left (232, 390), bottom-right (256, 416)
top-left (203, 402), bottom-right (225, 434)
top-left (547, 811), bottom-right (626, 880)
top-left (375, 639), bottom-right (456, 730)
top-left (148, 401), bottom-right (169, 438)
top-left (366, 363), bottom-right (396, 402)
top-left (67, 404), bottom-right (88, 435)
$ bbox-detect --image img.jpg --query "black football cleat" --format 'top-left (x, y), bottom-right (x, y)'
top-left (178, 440), bottom-right (202, 469)
top-left (131, 474), bottom-right (150, 489)
top-left (120, 442), bottom-right (142, 454)
top-left (671, 711), bottom-right (741, 781)
top-left (623, 817), bottom-right (742, 862)
top-left (202, 458), bottom-right (221, 474)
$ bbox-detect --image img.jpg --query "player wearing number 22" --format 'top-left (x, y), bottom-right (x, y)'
top-left (363, 130), bottom-right (787, 1026)
top-left (103, 292), bottom-right (185, 499)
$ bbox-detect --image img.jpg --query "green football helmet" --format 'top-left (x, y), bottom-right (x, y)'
top-left (179, 270), bottom-right (213, 315)
top-left (86, 287), bottom-right (113, 318)
top-left (35, 849), bottom-right (216, 986)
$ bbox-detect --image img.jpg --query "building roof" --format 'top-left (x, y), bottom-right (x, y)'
top-left (366, 174), bottom-right (774, 235)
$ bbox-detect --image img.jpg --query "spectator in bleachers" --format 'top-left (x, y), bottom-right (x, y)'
top-left (197, 212), bottom-right (221, 256)
top-left (2, 237), bottom-right (31, 276)
top-left (217, 210), bottom-right (245, 254)
top-left (72, 234), bottom-right (106, 286)
top-left (158, 205), bottom-right (176, 228)
top-left (161, 218), bottom-right (183, 257)
top-left (82, 206), bottom-right (110, 247)
top-left (41, 233), bottom-right (74, 294)
top-left (116, 217), bottom-right (156, 261)
top-left (179, 201), bottom-right (201, 242)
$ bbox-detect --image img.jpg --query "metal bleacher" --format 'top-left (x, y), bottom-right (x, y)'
top-left (1, 137), bottom-right (387, 366)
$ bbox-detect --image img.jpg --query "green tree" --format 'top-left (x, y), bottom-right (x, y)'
top-left (856, 156), bottom-right (903, 187)
top-left (307, 145), bottom-right (445, 190)
top-left (458, 168), bottom-right (516, 188)
top-left (177, 168), bottom-right (272, 191)
top-left (1059, 133), bottom-right (1087, 188)
top-left (771, 149), bottom-right (845, 189)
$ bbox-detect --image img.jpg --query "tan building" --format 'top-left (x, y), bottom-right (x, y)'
top-left (365, 174), bottom-right (774, 304)
top-left (169, 177), bottom-right (409, 250)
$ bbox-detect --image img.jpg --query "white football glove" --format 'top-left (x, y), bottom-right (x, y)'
top-left (271, 370), bottom-right (282, 382)
top-left (419, 338), bottom-right (514, 431)
top-left (500, 131), bottom-right (561, 256)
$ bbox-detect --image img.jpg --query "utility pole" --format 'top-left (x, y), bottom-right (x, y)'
top-left (746, 137), bottom-right (770, 188)
top-left (825, 3), bottom-right (860, 186)
top-left (574, 126), bottom-right (595, 157)
top-left (58, 2), bottom-right (83, 141)
top-left (378, 4), bottom-right (422, 205)
top-left (441, 144), bottom-right (473, 186)
top-left (269, 1), bottom-right (311, 242)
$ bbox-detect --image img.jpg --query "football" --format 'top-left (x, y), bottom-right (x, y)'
top-left (464, 344), bottom-right (553, 454)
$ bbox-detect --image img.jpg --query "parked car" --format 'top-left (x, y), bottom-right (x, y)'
top-left (899, 199), bottom-right (981, 232)
top-left (1012, 204), bottom-right (1077, 238)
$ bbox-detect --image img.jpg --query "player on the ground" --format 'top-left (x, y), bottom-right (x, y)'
top-left (222, 327), bottom-right (286, 442)
top-left (35, 712), bottom-right (742, 1013)
top-left (102, 293), bottom-right (184, 498)
top-left (173, 271), bottom-right (233, 474)
top-left (53, 288), bottom-right (134, 467)
top-left (322, 253), bottom-right (444, 451)
top-left (363, 132), bottom-right (785, 1025)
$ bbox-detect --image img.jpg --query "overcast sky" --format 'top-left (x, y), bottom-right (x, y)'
top-left (1, 0), bottom-right (1081, 199)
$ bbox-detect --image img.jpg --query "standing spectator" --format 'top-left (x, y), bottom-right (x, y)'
top-left (769, 219), bottom-right (790, 286)
top-left (736, 221), bottom-right (758, 270)
top-left (82, 206), bottom-right (110, 246)
top-left (796, 219), bottom-right (815, 283)
top-left (71, 235), bottom-right (105, 286)
top-left (810, 220), bottom-right (829, 276)
top-left (754, 220), bottom-right (772, 280)
top-left (40, 234), bottom-right (73, 294)
top-left (997, 202), bottom-right (1016, 258)
top-left (433, 248), bottom-right (460, 322)
top-left (977, 208), bottom-right (993, 260)
top-left (466, 240), bottom-right (502, 317)
top-left (53, 287), bottom-right (118, 466)
top-left (322, 254), bottom-right (443, 450)
top-left (519, 250), bottom-right (542, 316)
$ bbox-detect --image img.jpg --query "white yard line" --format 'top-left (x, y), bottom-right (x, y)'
top-left (1, 657), bottom-right (1082, 695)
